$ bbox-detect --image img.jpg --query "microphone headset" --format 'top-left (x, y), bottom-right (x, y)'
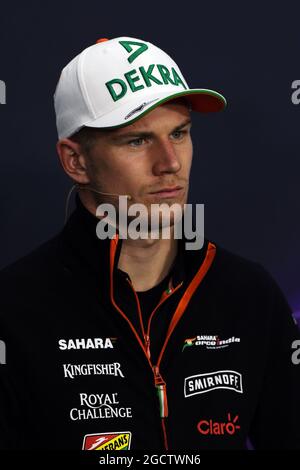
top-left (64, 183), bottom-right (132, 225)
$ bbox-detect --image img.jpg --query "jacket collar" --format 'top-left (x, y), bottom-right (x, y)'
top-left (58, 193), bottom-right (209, 304)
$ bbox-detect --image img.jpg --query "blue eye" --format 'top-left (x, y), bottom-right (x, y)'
top-left (172, 130), bottom-right (186, 139)
top-left (128, 138), bottom-right (145, 147)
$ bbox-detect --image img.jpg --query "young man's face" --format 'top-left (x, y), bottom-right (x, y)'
top-left (83, 99), bottom-right (193, 219)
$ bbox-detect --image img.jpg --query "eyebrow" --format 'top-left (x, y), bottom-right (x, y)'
top-left (110, 118), bottom-right (192, 142)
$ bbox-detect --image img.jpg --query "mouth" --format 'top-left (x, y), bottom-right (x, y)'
top-left (149, 186), bottom-right (184, 199)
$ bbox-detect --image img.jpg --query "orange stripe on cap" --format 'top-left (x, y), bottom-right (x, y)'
top-left (96, 38), bottom-right (109, 43)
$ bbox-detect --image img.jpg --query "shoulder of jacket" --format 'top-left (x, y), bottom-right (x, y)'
top-left (211, 241), bottom-right (278, 289)
top-left (0, 234), bottom-right (62, 285)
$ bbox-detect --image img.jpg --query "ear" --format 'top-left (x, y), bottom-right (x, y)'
top-left (56, 138), bottom-right (90, 184)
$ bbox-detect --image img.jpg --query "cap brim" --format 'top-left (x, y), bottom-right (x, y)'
top-left (82, 88), bottom-right (226, 131)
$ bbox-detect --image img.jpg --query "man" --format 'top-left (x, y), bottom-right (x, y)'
top-left (0, 36), bottom-right (299, 451)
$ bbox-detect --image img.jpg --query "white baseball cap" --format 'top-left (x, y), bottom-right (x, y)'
top-left (54, 36), bottom-right (226, 139)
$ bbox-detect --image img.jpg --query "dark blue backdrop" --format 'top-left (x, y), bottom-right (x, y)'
top-left (0, 1), bottom-right (299, 324)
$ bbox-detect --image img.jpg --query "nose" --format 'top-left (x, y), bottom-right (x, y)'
top-left (152, 139), bottom-right (182, 176)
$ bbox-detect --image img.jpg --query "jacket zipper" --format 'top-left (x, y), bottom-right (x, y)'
top-left (126, 277), bottom-right (183, 361)
top-left (126, 276), bottom-right (183, 450)
top-left (145, 280), bottom-right (183, 360)
top-left (109, 236), bottom-right (217, 450)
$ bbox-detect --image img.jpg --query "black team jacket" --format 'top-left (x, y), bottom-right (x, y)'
top-left (0, 195), bottom-right (299, 451)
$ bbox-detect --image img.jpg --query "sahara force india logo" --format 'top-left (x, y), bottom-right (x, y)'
top-left (184, 370), bottom-right (243, 398)
top-left (182, 335), bottom-right (240, 351)
top-left (83, 431), bottom-right (132, 450)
